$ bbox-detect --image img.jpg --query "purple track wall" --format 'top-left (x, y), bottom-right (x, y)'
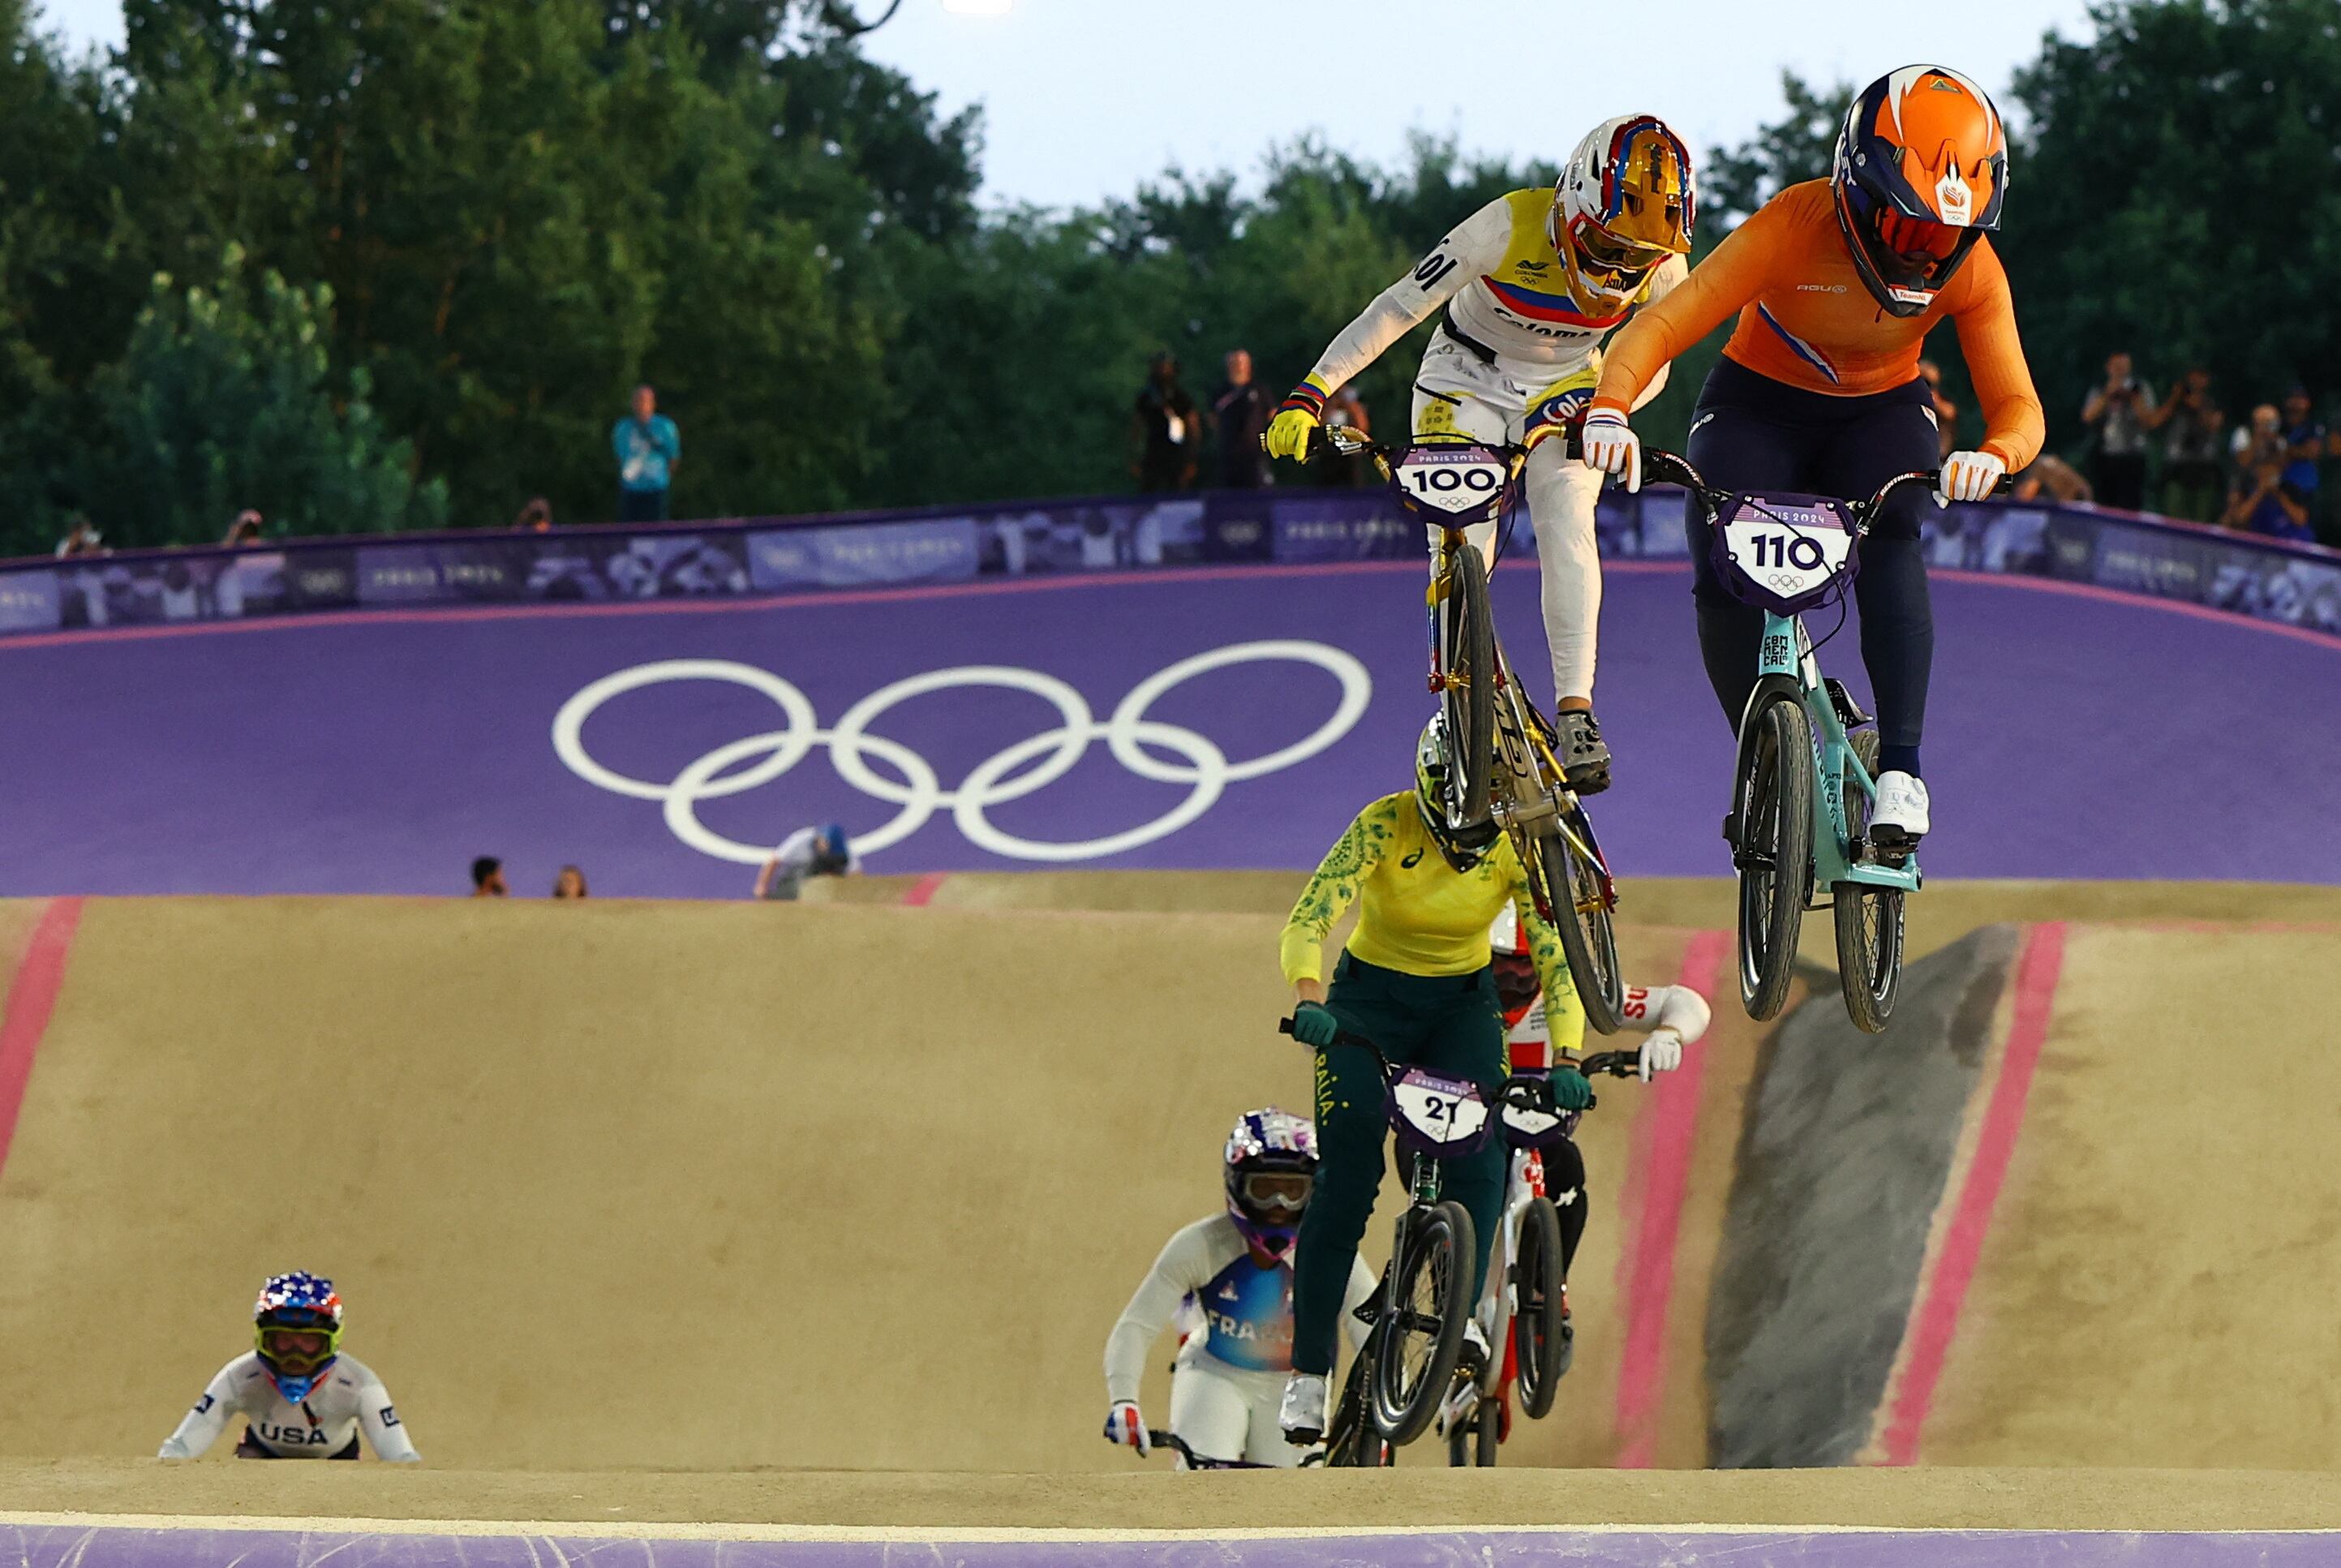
top-left (3, 561), bottom-right (2335, 897)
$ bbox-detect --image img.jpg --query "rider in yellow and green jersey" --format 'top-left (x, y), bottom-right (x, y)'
top-left (1273, 715), bottom-right (1587, 1444)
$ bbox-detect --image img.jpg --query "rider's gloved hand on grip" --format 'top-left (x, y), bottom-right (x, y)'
top-left (1290, 1001), bottom-right (1341, 1049)
top-left (1551, 1067), bottom-right (1594, 1110)
top-left (1103, 1402), bottom-right (1149, 1454)
top-left (1937, 450), bottom-right (2007, 505)
top-left (1579, 408), bottom-right (1641, 493)
top-left (1265, 378), bottom-right (1330, 462)
top-left (1639, 1029), bottom-right (1684, 1081)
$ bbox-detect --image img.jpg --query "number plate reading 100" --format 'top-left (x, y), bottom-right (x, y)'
top-left (1392, 1070), bottom-right (1489, 1145)
top-left (1394, 450), bottom-right (1510, 515)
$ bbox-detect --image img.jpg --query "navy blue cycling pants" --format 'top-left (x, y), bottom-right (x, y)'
top-left (1682, 357), bottom-right (1940, 775)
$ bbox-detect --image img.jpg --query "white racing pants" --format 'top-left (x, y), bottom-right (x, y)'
top-left (1412, 330), bottom-right (1607, 703)
top-left (1167, 1351), bottom-right (1308, 1468)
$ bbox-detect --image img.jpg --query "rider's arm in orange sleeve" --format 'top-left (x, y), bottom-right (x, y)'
top-left (1591, 198), bottom-right (1788, 417)
top-left (1949, 243), bottom-right (2044, 471)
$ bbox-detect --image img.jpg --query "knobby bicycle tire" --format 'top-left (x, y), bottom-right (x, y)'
top-left (1512, 1195), bottom-right (1568, 1420)
top-left (1439, 552), bottom-right (1496, 831)
top-left (1735, 687), bottom-right (1813, 1020)
top-left (1833, 730), bottom-right (1905, 1033)
top-left (1372, 1201), bottom-right (1475, 1446)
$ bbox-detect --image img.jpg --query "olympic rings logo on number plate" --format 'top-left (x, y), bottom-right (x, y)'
top-left (550, 640), bottom-right (1372, 865)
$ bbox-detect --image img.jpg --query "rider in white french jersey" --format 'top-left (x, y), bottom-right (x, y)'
top-left (1265, 114), bottom-right (1699, 793)
top-left (1105, 1209), bottom-right (1375, 1467)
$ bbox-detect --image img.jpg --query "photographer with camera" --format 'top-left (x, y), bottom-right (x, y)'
top-left (2149, 367), bottom-right (2227, 523)
top-left (2081, 351), bottom-right (2155, 510)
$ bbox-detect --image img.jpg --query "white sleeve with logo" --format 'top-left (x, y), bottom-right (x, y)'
top-left (1617, 983), bottom-right (1713, 1044)
top-left (1306, 199), bottom-right (1514, 395)
top-left (354, 1364), bottom-right (421, 1462)
top-left (1104, 1218), bottom-right (1227, 1406)
top-left (157, 1360), bottom-right (247, 1460)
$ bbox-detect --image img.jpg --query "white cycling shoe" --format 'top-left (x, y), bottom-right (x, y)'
top-left (1460, 1318), bottom-right (1493, 1376)
top-left (1871, 771), bottom-right (1931, 848)
top-left (1279, 1372), bottom-right (1329, 1446)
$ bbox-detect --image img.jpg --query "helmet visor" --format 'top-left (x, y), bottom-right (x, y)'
top-left (258, 1325), bottom-right (333, 1373)
top-left (1241, 1171), bottom-right (1312, 1214)
top-left (1577, 220), bottom-right (1671, 275)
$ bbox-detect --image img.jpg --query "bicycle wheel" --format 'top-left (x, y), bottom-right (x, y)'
top-left (1531, 808), bottom-right (1626, 1034)
top-left (1511, 1196), bottom-right (1569, 1419)
top-left (1371, 1201), bottom-right (1475, 1446)
top-left (1733, 685), bottom-right (1814, 1020)
top-left (1439, 549), bottom-right (1496, 831)
top-left (1833, 731), bottom-right (1904, 1033)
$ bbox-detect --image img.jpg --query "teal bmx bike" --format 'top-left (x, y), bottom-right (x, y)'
top-left (1641, 449), bottom-right (1951, 1033)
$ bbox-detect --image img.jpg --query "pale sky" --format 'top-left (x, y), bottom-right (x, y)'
top-left (32, 0), bottom-right (2098, 210)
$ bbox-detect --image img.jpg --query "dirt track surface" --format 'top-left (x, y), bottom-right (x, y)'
top-left (7, 1458), bottom-right (2341, 1532)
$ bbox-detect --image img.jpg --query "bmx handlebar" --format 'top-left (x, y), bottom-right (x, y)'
top-left (1639, 448), bottom-right (2012, 532)
top-left (1278, 1018), bottom-right (1650, 1088)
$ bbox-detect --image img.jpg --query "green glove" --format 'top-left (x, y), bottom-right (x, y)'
top-left (1550, 1067), bottom-right (1593, 1111)
top-left (1290, 1001), bottom-right (1340, 1048)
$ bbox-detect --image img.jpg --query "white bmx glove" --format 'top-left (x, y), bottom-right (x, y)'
top-left (1102, 1401), bottom-right (1149, 1455)
top-left (1937, 450), bottom-right (2006, 506)
top-left (1579, 408), bottom-right (1641, 493)
top-left (1639, 1028), bottom-right (1684, 1081)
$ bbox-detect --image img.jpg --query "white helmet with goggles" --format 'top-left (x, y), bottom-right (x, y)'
top-left (1224, 1108), bottom-right (1317, 1261)
top-left (1553, 114), bottom-right (1695, 317)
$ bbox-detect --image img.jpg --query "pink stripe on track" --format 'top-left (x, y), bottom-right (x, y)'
top-left (900, 874), bottom-right (950, 907)
top-left (0, 898), bottom-right (84, 1180)
top-left (1611, 927), bottom-right (1731, 1467)
top-left (1875, 920), bottom-right (2068, 1465)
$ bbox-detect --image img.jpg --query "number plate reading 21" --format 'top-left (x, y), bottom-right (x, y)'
top-left (1391, 1069), bottom-right (1489, 1145)
top-left (1394, 447), bottom-right (1510, 518)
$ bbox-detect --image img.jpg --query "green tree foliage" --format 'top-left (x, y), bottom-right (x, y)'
top-left (73, 247), bottom-right (446, 548)
top-left (0, 0), bottom-right (2329, 551)
top-left (2001, 0), bottom-right (2341, 437)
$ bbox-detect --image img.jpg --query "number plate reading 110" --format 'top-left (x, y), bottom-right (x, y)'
top-left (1394, 449), bottom-right (1510, 515)
top-left (1392, 1070), bottom-right (1489, 1145)
top-left (1722, 505), bottom-right (1852, 599)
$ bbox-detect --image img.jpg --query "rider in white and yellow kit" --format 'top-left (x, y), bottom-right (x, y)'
top-left (1263, 114), bottom-right (1698, 793)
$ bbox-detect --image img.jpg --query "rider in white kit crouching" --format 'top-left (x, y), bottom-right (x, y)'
top-left (1102, 1109), bottom-right (1374, 1467)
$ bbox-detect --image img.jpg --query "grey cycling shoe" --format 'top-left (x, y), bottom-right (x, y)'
top-left (1554, 709), bottom-right (1612, 795)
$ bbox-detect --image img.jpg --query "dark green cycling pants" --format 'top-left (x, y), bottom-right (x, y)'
top-left (1290, 952), bottom-right (1506, 1377)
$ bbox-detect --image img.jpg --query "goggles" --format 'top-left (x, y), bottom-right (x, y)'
top-left (258, 1326), bottom-right (334, 1371)
top-left (1574, 218), bottom-right (1672, 276)
top-left (1876, 208), bottom-right (1964, 262)
top-left (1241, 1171), bottom-right (1312, 1213)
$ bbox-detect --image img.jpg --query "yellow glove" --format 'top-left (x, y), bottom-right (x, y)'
top-left (1264, 377), bottom-right (1331, 462)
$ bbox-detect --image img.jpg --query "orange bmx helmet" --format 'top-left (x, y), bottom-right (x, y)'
top-left (1832, 66), bottom-right (2008, 317)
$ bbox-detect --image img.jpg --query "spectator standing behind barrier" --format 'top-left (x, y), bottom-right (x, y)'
top-left (515, 497), bottom-right (554, 532)
top-left (53, 517), bottom-right (103, 557)
top-left (2279, 387), bottom-right (2326, 530)
top-left (1917, 360), bottom-right (1960, 462)
top-left (552, 865), bottom-right (588, 899)
top-left (2081, 352), bottom-right (2154, 509)
top-left (1317, 384), bottom-right (1372, 488)
top-left (1131, 352), bottom-right (1200, 492)
top-left (470, 857), bottom-right (508, 896)
top-left (2223, 404), bottom-right (2312, 540)
top-left (612, 384), bottom-right (681, 522)
top-left (1211, 350), bottom-right (1272, 490)
top-left (754, 824), bottom-right (859, 900)
top-left (223, 509), bottom-right (265, 547)
top-left (2150, 368), bottom-right (2226, 524)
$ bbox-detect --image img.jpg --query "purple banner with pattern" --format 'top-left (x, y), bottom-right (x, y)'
top-left (8, 490), bottom-right (2336, 639)
top-left (2, 1522), bottom-right (2338, 1568)
top-left (4, 553), bottom-right (2339, 897)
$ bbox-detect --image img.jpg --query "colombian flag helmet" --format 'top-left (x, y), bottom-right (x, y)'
top-left (1553, 114), bottom-right (1695, 316)
top-left (1832, 65), bottom-right (2008, 318)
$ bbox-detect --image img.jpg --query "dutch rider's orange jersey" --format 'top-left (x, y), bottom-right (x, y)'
top-left (1591, 180), bottom-right (2045, 470)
